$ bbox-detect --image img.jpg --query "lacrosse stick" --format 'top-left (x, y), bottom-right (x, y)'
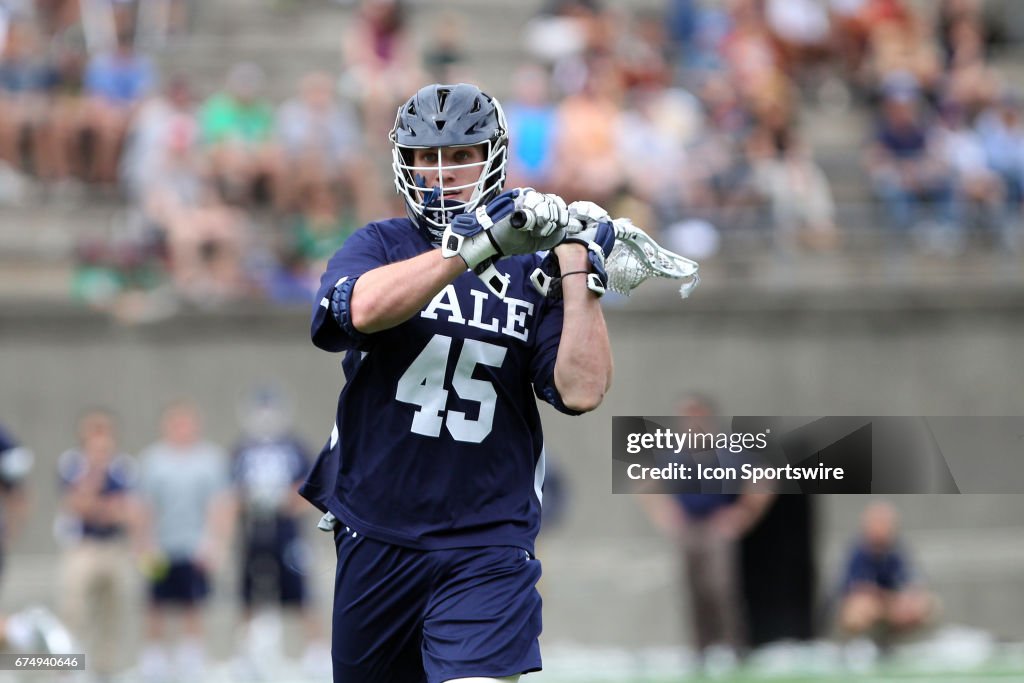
top-left (515, 209), bottom-right (700, 299)
top-left (474, 209), bottom-right (700, 299)
top-left (604, 217), bottom-right (700, 299)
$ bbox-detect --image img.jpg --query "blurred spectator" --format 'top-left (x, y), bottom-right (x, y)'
top-left (935, 98), bottom-right (1014, 250)
top-left (942, 16), bottom-right (1000, 117)
top-left (423, 11), bottom-right (467, 83)
top-left (748, 125), bottom-right (840, 250)
top-left (863, 15), bottom-right (942, 103)
top-left (0, 421), bottom-right (32, 560)
top-left (865, 87), bottom-right (957, 241)
top-left (137, 400), bottom-right (232, 683)
top-left (638, 394), bottom-right (774, 676)
top-left (78, 0), bottom-right (136, 55)
top-left (228, 386), bottom-right (329, 677)
top-left (80, 27), bottom-right (156, 184)
top-left (147, 183), bottom-right (250, 305)
top-left (340, 0), bottom-right (423, 141)
top-left (936, 0), bottom-right (1004, 65)
top-left (666, 0), bottom-right (699, 57)
top-left (764, 0), bottom-right (832, 77)
top-left (838, 501), bottom-right (936, 644)
top-left (121, 75), bottom-right (199, 203)
top-left (35, 0), bottom-right (82, 37)
top-left (284, 182), bottom-right (353, 272)
top-left (139, 80), bottom-right (250, 305)
top-left (260, 247), bottom-right (319, 305)
top-left (670, 0), bottom-right (731, 80)
top-left (550, 57), bottom-right (624, 205)
top-left (198, 62), bottom-right (280, 206)
top-left (721, 0), bottom-right (785, 104)
top-left (679, 75), bottom-right (759, 231)
top-left (0, 19), bottom-right (59, 180)
top-left (524, 0), bottom-right (600, 91)
top-left (70, 224), bottom-right (172, 322)
top-left (617, 82), bottom-right (703, 219)
top-left (504, 64), bottom-right (559, 190)
top-left (615, 10), bottom-right (673, 93)
top-left (55, 408), bottom-right (139, 678)
top-left (829, 0), bottom-right (873, 79)
top-left (975, 90), bottom-right (1024, 211)
top-left (40, 24), bottom-right (91, 192)
top-left (274, 70), bottom-right (362, 216)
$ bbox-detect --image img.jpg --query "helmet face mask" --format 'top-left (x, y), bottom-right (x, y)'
top-left (390, 84), bottom-right (508, 241)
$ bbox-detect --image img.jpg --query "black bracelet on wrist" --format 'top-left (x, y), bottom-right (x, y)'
top-left (559, 270), bottom-right (591, 278)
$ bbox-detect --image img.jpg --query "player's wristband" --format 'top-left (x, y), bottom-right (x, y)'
top-left (559, 269), bottom-right (606, 297)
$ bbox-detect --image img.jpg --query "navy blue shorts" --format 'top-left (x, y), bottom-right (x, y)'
top-left (150, 560), bottom-right (209, 606)
top-left (242, 538), bottom-right (308, 607)
top-left (331, 525), bottom-right (542, 683)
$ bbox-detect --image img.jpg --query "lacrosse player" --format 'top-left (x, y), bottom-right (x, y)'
top-left (301, 82), bottom-right (614, 682)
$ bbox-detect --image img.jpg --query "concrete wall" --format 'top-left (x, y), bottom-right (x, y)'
top-left (2, 289), bottom-right (1024, 649)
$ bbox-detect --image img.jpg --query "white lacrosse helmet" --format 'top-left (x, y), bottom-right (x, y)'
top-left (390, 83), bottom-right (509, 241)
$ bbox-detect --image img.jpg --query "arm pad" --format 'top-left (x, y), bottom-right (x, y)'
top-left (328, 276), bottom-right (370, 343)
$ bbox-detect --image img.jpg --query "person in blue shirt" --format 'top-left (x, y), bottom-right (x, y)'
top-left (301, 82), bottom-right (614, 683)
top-left (838, 501), bottom-right (936, 640)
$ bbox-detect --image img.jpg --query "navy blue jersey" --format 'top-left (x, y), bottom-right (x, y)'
top-left (842, 541), bottom-right (912, 593)
top-left (232, 434), bottom-right (311, 542)
top-left (0, 425), bottom-right (15, 453)
top-left (300, 218), bottom-right (574, 554)
top-left (0, 425), bottom-right (19, 492)
top-left (57, 449), bottom-right (136, 539)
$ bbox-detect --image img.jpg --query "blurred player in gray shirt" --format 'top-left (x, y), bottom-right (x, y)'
top-left (137, 400), bottom-right (232, 683)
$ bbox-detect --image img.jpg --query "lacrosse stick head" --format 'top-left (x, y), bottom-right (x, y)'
top-left (606, 219), bottom-right (700, 298)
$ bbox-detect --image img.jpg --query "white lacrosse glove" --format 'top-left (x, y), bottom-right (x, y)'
top-left (530, 200), bottom-right (616, 298)
top-left (566, 201), bottom-right (612, 235)
top-left (441, 188), bottom-right (568, 298)
top-left (442, 188), bottom-right (568, 267)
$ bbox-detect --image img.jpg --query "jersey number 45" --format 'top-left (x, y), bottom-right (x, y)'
top-left (396, 334), bottom-right (507, 443)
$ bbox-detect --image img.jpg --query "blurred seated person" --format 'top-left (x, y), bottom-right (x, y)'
top-left (503, 64), bottom-right (558, 191)
top-left (340, 0), bottom-right (423, 140)
top-left (153, 185), bottom-right (249, 305)
top-left (286, 182), bottom-right (354, 270)
top-left (0, 19), bottom-right (59, 179)
top-left (976, 89), bottom-right (1024, 210)
top-left (863, 16), bottom-right (942, 102)
top-left (120, 76), bottom-right (198, 204)
top-left (935, 98), bottom-right (1015, 250)
top-left (748, 125), bottom-right (839, 250)
top-left (80, 27), bottom-right (156, 184)
top-left (274, 71), bottom-right (362, 215)
top-left (550, 57), bottom-right (625, 205)
top-left (838, 501), bottom-right (936, 640)
top-left (864, 84), bottom-right (957, 237)
top-left (198, 62), bottom-right (281, 206)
